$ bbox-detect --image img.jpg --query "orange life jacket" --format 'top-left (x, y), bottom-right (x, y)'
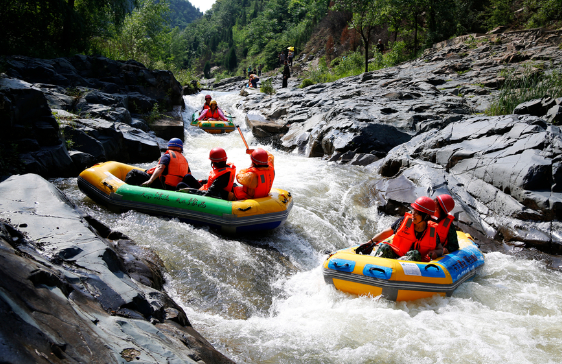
top-left (435, 214), bottom-right (454, 247)
top-left (160, 150), bottom-right (188, 187)
top-left (390, 213), bottom-right (438, 261)
top-left (199, 163), bottom-right (236, 193)
top-left (233, 165), bottom-right (275, 200)
top-left (204, 108), bottom-right (221, 120)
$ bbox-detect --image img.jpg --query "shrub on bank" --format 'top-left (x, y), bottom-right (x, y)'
top-left (486, 66), bottom-right (562, 118)
top-left (260, 78), bottom-right (276, 95)
top-left (300, 79), bottom-right (315, 88)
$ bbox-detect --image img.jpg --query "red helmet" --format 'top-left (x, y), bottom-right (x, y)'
top-left (209, 147), bottom-right (227, 162)
top-left (205, 94), bottom-right (212, 100)
top-left (251, 148), bottom-right (269, 165)
top-left (410, 196), bottom-right (436, 215)
top-left (436, 194), bottom-right (455, 214)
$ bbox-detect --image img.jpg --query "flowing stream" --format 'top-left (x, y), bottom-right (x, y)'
top-left (54, 92), bottom-right (562, 364)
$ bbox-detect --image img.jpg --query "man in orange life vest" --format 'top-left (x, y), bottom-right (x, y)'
top-left (233, 148), bottom-right (275, 200)
top-left (433, 194), bottom-right (459, 254)
top-left (200, 94), bottom-right (212, 113)
top-left (198, 100), bottom-right (228, 121)
top-left (177, 147), bottom-right (236, 200)
top-left (356, 196), bottom-right (444, 261)
top-left (124, 138), bottom-right (190, 191)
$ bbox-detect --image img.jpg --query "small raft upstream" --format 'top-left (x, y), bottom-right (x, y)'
top-left (77, 161), bottom-right (293, 233)
top-left (190, 112), bottom-right (236, 134)
top-left (323, 231), bottom-right (484, 301)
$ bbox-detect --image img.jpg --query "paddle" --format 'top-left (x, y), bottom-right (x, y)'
top-left (236, 125), bottom-right (251, 152)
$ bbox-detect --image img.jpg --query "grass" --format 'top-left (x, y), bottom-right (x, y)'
top-left (486, 67), bottom-right (562, 118)
top-left (301, 41), bottom-right (411, 86)
top-left (144, 102), bottom-right (167, 124)
top-left (260, 78), bottom-right (276, 95)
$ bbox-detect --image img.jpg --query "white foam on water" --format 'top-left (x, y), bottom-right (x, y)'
top-left (55, 92), bottom-right (562, 364)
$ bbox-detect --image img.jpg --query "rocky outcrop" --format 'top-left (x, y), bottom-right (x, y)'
top-left (372, 114), bottom-right (562, 255)
top-left (1, 54), bottom-right (186, 177)
top-left (236, 28), bottom-right (562, 163)
top-left (0, 174), bottom-right (233, 363)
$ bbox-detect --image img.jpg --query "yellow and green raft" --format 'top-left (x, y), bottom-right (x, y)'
top-left (77, 161), bottom-right (293, 233)
top-left (190, 111), bottom-right (235, 134)
top-left (323, 232), bottom-right (485, 301)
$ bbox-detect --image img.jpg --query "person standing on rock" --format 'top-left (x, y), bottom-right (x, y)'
top-left (288, 49), bottom-right (294, 66)
top-left (356, 196), bottom-right (444, 261)
top-left (376, 39), bottom-right (385, 54)
top-left (282, 61), bottom-right (290, 88)
top-left (258, 64), bottom-right (263, 77)
top-left (433, 194), bottom-right (459, 254)
top-left (125, 138), bottom-right (190, 191)
top-left (233, 148), bottom-right (275, 200)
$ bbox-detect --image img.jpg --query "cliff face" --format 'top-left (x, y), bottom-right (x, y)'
top-left (0, 174), bottom-right (233, 363)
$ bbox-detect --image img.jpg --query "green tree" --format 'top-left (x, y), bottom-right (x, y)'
top-left (333, 0), bottom-right (386, 72)
top-left (204, 61), bottom-right (211, 78)
top-left (226, 47), bottom-right (238, 71)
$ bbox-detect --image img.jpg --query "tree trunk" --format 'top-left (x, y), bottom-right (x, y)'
top-left (413, 12), bottom-right (418, 56)
top-left (62, 0), bottom-right (75, 53)
top-left (361, 29), bottom-right (369, 73)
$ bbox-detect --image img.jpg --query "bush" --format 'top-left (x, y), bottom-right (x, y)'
top-left (260, 78), bottom-right (276, 95)
top-left (486, 67), bottom-right (562, 117)
top-left (300, 79), bottom-right (315, 88)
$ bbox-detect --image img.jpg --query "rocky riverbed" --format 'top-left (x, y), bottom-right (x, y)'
top-left (1, 28), bottom-right (562, 362)
top-left (231, 28), bottom-right (562, 258)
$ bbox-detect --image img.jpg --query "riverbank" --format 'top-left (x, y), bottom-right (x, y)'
top-left (0, 173), bottom-right (233, 363)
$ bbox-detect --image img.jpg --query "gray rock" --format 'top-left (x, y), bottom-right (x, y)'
top-left (0, 174), bottom-right (234, 364)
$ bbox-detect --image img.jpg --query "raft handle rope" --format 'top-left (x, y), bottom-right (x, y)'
top-left (425, 264), bottom-right (440, 271)
top-left (238, 206), bottom-right (252, 212)
top-left (369, 267), bottom-right (386, 274)
top-left (281, 195), bottom-right (288, 204)
top-left (102, 181), bottom-right (114, 190)
top-left (333, 262), bottom-right (349, 268)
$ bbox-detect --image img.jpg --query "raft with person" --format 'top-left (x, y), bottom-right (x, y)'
top-left (323, 231), bottom-right (485, 301)
top-left (77, 161), bottom-right (293, 233)
top-left (190, 111), bottom-right (236, 134)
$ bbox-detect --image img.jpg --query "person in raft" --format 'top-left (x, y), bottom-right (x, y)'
top-left (177, 147), bottom-right (236, 200)
top-left (198, 100), bottom-right (228, 121)
top-left (433, 194), bottom-right (459, 254)
top-left (355, 196), bottom-right (444, 261)
top-left (200, 94), bottom-right (212, 113)
top-left (124, 138), bottom-right (190, 191)
top-left (233, 148), bottom-right (275, 200)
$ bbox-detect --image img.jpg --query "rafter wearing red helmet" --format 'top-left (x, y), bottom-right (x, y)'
top-left (200, 94), bottom-right (212, 113)
top-left (176, 147), bottom-right (236, 201)
top-left (433, 194), bottom-right (459, 254)
top-left (356, 196), bottom-right (444, 262)
top-left (233, 148), bottom-right (275, 200)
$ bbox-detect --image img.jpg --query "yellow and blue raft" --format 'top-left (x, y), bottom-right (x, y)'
top-left (323, 231), bottom-right (485, 301)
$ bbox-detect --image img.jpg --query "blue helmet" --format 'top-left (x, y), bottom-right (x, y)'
top-left (167, 138), bottom-right (183, 151)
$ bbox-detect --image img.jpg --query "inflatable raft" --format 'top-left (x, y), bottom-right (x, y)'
top-left (323, 232), bottom-right (484, 301)
top-left (190, 112), bottom-right (235, 134)
top-left (77, 161), bottom-right (293, 233)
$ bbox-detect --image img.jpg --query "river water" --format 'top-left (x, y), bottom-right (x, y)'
top-left (54, 92), bottom-right (562, 364)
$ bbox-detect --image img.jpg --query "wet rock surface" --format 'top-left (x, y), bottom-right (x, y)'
top-left (0, 174), bottom-right (233, 364)
top-left (372, 114), bottom-right (562, 256)
top-left (1, 55), bottom-right (185, 178)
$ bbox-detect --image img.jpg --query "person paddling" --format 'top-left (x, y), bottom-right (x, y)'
top-left (198, 100), bottom-right (228, 121)
top-left (356, 196), bottom-right (444, 261)
top-left (433, 194), bottom-right (459, 254)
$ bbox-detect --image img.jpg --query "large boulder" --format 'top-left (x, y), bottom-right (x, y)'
top-left (0, 174), bottom-right (234, 364)
top-left (374, 114), bottom-right (562, 253)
